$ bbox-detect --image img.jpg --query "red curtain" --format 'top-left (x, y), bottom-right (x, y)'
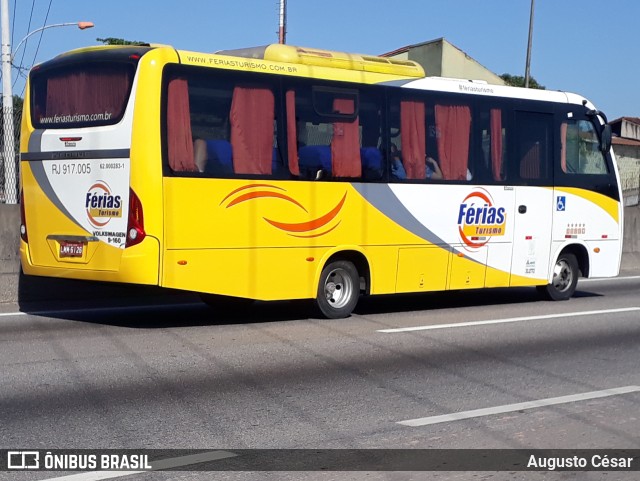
top-left (490, 109), bottom-right (503, 181)
top-left (435, 104), bottom-right (471, 180)
top-left (331, 98), bottom-right (361, 178)
top-left (45, 67), bottom-right (130, 118)
top-left (167, 78), bottom-right (197, 172)
top-left (400, 100), bottom-right (426, 179)
top-left (286, 90), bottom-right (300, 176)
top-left (560, 122), bottom-right (568, 173)
top-left (230, 86), bottom-right (275, 175)
top-left (520, 142), bottom-right (541, 179)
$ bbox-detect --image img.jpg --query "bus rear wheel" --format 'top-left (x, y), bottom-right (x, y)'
top-left (316, 260), bottom-right (359, 319)
top-left (538, 253), bottom-right (579, 301)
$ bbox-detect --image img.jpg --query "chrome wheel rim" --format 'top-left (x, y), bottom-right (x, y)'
top-left (552, 259), bottom-right (573, 292)
top-left (324, 268), bottom-right (354, 309)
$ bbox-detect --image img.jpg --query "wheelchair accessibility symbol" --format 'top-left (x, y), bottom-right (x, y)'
top-left (556, 196), bottom-right (566, 211)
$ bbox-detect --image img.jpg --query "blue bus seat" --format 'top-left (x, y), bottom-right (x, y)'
top-left (360, 147), bottom-right (382, 180)
top-left (205, 140), bottom-right (233, 175)
top-left (298, 145), bottom-right (332, 178)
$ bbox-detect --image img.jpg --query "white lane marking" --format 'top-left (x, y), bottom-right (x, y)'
top-left (377, 307), bottom-right (640, 333)
top-left (580, 275), bottom-right (640, 282)
top-left (40, 450), bottom-right (237, 481)
top-left (0, 311), bottom-right (27, 317)
top-left (398, 386), bottom-right (640, 427)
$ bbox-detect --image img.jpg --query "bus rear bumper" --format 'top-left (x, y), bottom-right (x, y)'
top-left (20, 236), bottom-right (161, 285)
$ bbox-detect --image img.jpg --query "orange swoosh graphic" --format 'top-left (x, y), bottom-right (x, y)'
top-left (264, 192), bottom-right (347, 233)
top-left (87, 215), bottom-right (110, 227)
top-left (220, 183), bottom-right (286, 205)
top-left (226, 191), bottom-right (308, 211)
top-left (288, 221), bottom-right (341, 238)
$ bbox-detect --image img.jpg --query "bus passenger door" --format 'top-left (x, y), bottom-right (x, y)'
top-left (510, 111), bottom-right (554, 285)
top-left (481, 186), bottom-right (516, 288)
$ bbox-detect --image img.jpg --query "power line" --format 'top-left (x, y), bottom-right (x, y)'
top-left (10, 0), bottom-right (16, 47)
top-left (28, 0), bottom-right (53, 91)
top-left (12, 0), bottom-right (35, 89)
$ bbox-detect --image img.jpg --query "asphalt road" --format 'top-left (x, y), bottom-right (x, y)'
top-left (1, 275), bottom-right (639, 481)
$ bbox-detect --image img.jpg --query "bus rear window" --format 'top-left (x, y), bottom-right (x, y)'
top-left (31, 63), bottom-right (135, 128)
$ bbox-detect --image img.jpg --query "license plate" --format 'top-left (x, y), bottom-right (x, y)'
top-left (59, 241), bottom-right (84, 258)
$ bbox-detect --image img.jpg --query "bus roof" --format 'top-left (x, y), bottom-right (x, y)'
top-left (215, 44), bottom-right (426, 78)
top-left (32, 44), bottom-right (599, 112)
top-left (406, 76), bottom-right (600, 111)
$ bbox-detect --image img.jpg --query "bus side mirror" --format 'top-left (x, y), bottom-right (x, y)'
top-left (601, 124), bottom-right (612, 153)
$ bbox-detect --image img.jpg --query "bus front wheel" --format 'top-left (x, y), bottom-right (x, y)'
top-left (316, 260), bottom-right (360, 319)
top-left (538, 253), bottom-right (579, 301)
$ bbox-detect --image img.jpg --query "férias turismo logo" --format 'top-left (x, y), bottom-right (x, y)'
top-left (85, 181), bottom-right (123, 228)
top-left (457, 188), bottom-right (506, 249)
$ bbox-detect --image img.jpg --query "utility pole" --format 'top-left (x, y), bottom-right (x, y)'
top-left (1, 0), bottom-right (16, 203)
top-left (524, 0), bottom-right (535, 89)
top-left (278, 0), bottom-right (287, 44)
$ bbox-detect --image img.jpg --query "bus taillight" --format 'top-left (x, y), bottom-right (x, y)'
top-left (126, 188), bottom-right (145, 247)
top-left (19, 189), bottom-right (28, 243)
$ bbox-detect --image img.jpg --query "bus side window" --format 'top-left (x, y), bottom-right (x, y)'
top-left (168, 67), bottom-right (281, 178)
top-left (433, 103), bottom-right (472, 181)
top-left (479, 108), bottom-right (507, 182)
top-left (289, 85), bottom-right (363, 180)
top-left (359, 93), bottom-right (384, 181)
top-left (401, 99), bottom-right (427, 180)
top-left (229, 85), bottom-right (275, 176)
top-left (166, 76), bottom-right (199, 173)
top-left (196, 84), bottom-right (276, 177)
top-left (561, 120), bottom-right (609, 175)
top-left (516, 111), bottom-right (552, 181)
top-left (179, 71), bottom-right (233, 176)
top-left (332, 97), bottom-right (361, 178)
top-left (393, 97), bottom-right (474, 183)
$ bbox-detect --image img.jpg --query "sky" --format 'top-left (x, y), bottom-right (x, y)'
top-left (4, 0), bottom-right (638, 121)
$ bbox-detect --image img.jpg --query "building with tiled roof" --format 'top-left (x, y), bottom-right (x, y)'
top-left (611, 117), bottom-right (640, 148)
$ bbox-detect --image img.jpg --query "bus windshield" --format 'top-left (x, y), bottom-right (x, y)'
top-left (31, 62), bottom-right (135, 129)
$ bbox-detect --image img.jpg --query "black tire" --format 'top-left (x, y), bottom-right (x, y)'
top-left (315, 260), bottom-right (360, 319)
top-left (538, 253), bottom-right (579, 301)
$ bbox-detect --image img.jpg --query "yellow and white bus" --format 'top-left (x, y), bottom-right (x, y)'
top-left (19, 44), bottom-right (623, 318)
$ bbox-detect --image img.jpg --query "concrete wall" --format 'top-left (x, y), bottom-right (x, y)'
top-left (387, 38), bottom-right (506, 85)
top-left (2, 203), bottom-right (639, 305)
top-left (621, 119), bottom-right (640, 142)
top-left (623, 203), bottom-right (640, 267)
top-left (0, 205), bottom-right (20, 303)
top-left (439, 41), bottom-right (506, 85)
top-left (406, 41), bottom-right (444, 77)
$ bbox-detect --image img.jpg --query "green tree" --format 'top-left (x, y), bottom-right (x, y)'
top-left (1, 95), bottom-right (23, 127)
top-left (500, 73), bottom-right (545, 90)
top-left (13, 95), bottom-right (23, 115)
top-left (97, 37), bottom-right (147, 46)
